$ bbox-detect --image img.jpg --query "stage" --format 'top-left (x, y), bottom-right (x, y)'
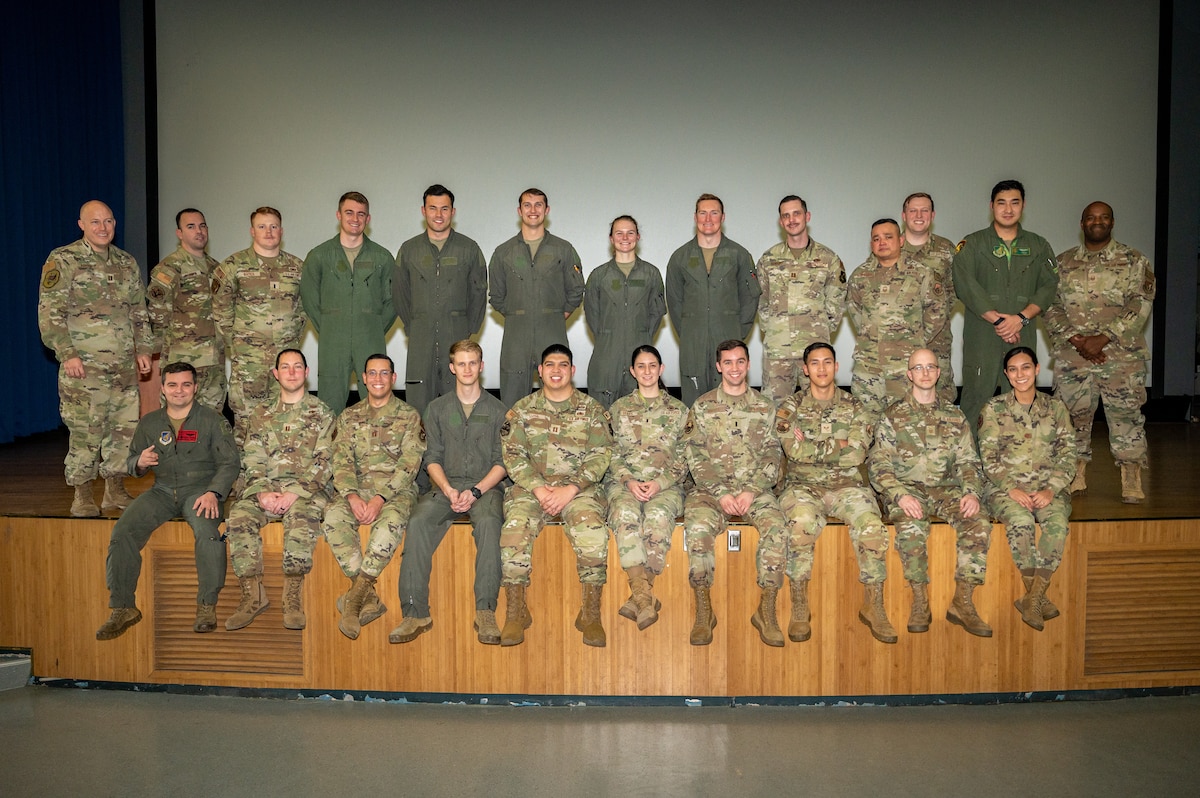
top-left (2, 424), bottom-right (1198, 701)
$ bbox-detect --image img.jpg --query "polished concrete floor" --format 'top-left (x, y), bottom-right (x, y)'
top-left (1, 687), bottom-right (1198, 797)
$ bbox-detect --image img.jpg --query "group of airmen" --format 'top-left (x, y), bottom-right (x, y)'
top-left (36, 178), bottom-right (1153, 648)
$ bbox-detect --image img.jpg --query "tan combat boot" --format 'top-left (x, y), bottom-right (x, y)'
top-left (102, 476), bottom-right (134, 510)
top-left (359, 582), bottom-right (388, 626)
top-left (71, 482), bottom-right (100, 518)
top-left (96, 607), bottom-right (142, 640)
top-left (1017, 571), bottom-right (1051, 631)
top-left (225, 575), bottom-right (269, 630)
top-left (500, 584), bottom-right (532, 646)
top-left (689, 584), bottom-right (717, 645)
top-left (388, 615), bottom-right (433, 644)
top-left (575, 583), bottom-right (606, 647)
top-left (946, 581), bottom-right (992, 637)
top-left (474, 609), bottom-right (501, 645)
top-left (1070, 460), bottom-right (1088, 494)
top-left (619, 567), bottom-right (661, 623)
top-left (282, 574), bottom-right (306, 630)
top-left (627, 568), bottom-right (658, 630)
top-left (907, 581), bottom-right (932, 633)
top-left (858, 583), bottom-right (898, 644)
top-left (751, 586), bottom-right (785, 647)
top-left (1018, 573), bottom-right (1059, 620)
top-left (788, 580), bottom-right (811, 642)
top-left (338, 572), bottom-right (374, 639)
top-left (194, 603), bottom-right (217, 633)
top-left (1120, 462), bottom-right (1145, 504)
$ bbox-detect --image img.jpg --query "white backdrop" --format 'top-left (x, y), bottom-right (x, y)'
top-left (155, 0), bottom-right (1159, 391)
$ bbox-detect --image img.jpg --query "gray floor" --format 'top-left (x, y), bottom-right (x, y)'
top-left (2, 688), bottom-right (1199, 797)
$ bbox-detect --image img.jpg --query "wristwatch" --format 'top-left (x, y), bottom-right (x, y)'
top-left (469, 487), bottom-right (483, 499)
top-left (1016, 312), bottom-right (1031, 327)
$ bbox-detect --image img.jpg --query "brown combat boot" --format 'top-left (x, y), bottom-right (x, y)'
top-left (858, 583), bottom-right (898, 644)
top-left (574, 583), bottom-right (606, 647)
top-left (194, 603), bottom-right (217, 633)
top-left (474, 609), bottom-right (501, 645)
top-left (907, 581), bottom-right (932, 633)
top-left (96, 607), bottom-right (142, 640)
top-left (388, 615), bottom-right (433, 644)
top-left (751, 586), bottom-right (785, 647)
top-left (946, 581), bottom-right (992, 637)
top-left (619, 568), bottom-right (661, 623)
top-left (1120, 462), bottom-right (1145, 504)
top-left (1019, 573), bottom-right (1059, 620)
top-left (71, 482), bottom-right (100, 518)
top-left (225, 575), bottom-right (269, 630)
top-left (500, 584), bottom-right (532, 646)
top-left (788, 579), bottom-right (811, 642)
top-left (359, 582), bottom-right (388, 626)
top-left (1017, 572), bottom-right (1051, 631)
top-left (1070, 460), bottom-right (1088, 494)
top-left (627, 568), bottom-right (658, 630)
top-left (338, 572), bottom-right (374, 639)
top-left (689, 584), bottom-right (717, 646)
top-left (101, 476), bottom-right (134, 510)
top-left (282, 574), bottom-right (306, 630)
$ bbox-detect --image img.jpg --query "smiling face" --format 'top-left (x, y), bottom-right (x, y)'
top-left (991, 190), bottom-right (1024, 234)
top-left (519, 193), bottom-right (548, 232)
top-left (715, 344), bottom-right (749, 391)
top-left (1003, 351), bottom-right (1040, 396)
top-left (422, 194), bottom-right (456, 237)
top-left (161, 370), bottom-right (197, 414)
top-left (78, 201), bottom-right (116, 251)
top-left (901, 196), bottom-right (934, 236)
top-left (630, 350), bottom-right (663, 392)
top-left (363, 357), bottom-right (396, 404)
top-left (695, 199), bottom-right (725, 239)
top-left (1081, 202), bottom-right (1114, 248)
top-left (538, 352), bottom-right (575, 399)
top-left (610, 218), bottom-right (640, 256)
top-left (338, 199), bottom-right (370, 239)
top-left (778, 199), bottom-right (810, 245)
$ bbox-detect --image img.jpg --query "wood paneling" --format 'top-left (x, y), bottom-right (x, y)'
top-left (2, 515), bottom-right (1199, 697)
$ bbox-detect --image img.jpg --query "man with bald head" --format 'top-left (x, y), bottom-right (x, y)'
top-left (38, 201), bottom-right (154, 517)
top-left (1043, 202), bottom-right (1155, 503)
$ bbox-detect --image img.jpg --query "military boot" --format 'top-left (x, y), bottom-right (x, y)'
top-left (619, 568), bottom-right (661, 623)
top-left (858, 583), bottom-right (898, 644)
top-left (282, 574), bottom-right (306, 630)
top-left (500, 584), bottom-right (532, 646)
top-left (907, 581), bottom-right (932, 633)
top-left (751, 586), bottom-right (785, 647)
top-left (96, 607), bottom-right (142, 640)
top-left (474, 609), bottom-right (501, 645)
top-left (359, 582), bottom-right (388, 626)
top-left (575, 583), bottom-right (606, 647)
top-left (194, 603), bottom-right (217, 633)
top-left (946, 581), bottom-right (992, 637)
top-left (338, 572), bottom-right (374, 639)
top-left (1018, 573), bottom-right (1059, 620)
top-left (788, 580), bottom-right (811, 642)
top-left (1070, 460), bottom-right (1088, 494)
top-left (1017, 572), bottom-right (1051, 631)
top-left (689, 584), bottom-right (717, 646)
top-left (1120, 462), bottom-right (1145, 504)
top-left (70, 482), bottom-right (100, 518)
top-left (627, 567), bottom-right (658, 630)
top-left (225, 575), bottom-right (269, 630)
top-left (102, 476), bottom-right (135, 511)
top-left (388, 615), bottom-right (433, 644)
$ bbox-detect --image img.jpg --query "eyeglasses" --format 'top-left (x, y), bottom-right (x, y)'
top-left (365, 369), bottom-right (393, 378)
top-left (908, 364), bottom-right (940, 373)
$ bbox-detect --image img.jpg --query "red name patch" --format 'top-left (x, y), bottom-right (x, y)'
top-left (177, 429), bottom-right (198, 442)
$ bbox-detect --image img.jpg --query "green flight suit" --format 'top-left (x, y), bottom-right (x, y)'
top-left (583, 257), bottom-right (666, 408)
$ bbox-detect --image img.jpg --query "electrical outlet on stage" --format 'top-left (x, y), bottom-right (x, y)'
top-left (727, 529), bottom-right (740, 552)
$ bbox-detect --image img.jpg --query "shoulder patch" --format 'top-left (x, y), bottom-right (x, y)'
top-left (211, 277), bottom-right (221, 293)
top-left (839, 269), bottom-right (846, 283)
top-left (148, 285), bottom-right (166, 301)
top-left (955, 240), bottom-right (966, 253)
top-left (419, 420), bottom-right (427, 443)
top-left (41, 266), bottom-right (61, 290)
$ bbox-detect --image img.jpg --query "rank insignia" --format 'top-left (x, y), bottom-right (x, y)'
top-left (955, 240), bottom-right (966, 254)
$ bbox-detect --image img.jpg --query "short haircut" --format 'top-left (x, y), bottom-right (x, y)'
top-left (609, 214), bottom-right (639, 236)
top-left (1082, 201), bottom-right (1114, 220)
top-left (630, 344), bottom-right (662, 367)
top-left (778, 195), bottom-right (808, 213)
top-left (363, 353), bottom-right (394, 372)
top-left (274, 348), bottom-right (307, 369)
top-left (695, 193), bottom-right (724, 213)
top-left (715, 339), bottom-right (748, 360)
top-left (991, 180), bottom-right (1025, 202)
top-left (872, 218), bottom-right (901, 233)
top-left (449, 339), bottom-right (482, 359)
top-left (902, 192), bottom-right (934, 212)
top-left (339, 191), bottom-right (369, 212)
top-left (175, 208), bottom-right (203, 228)
top-left (161, 361), bottom-right (197, 382)
top-left (251, 206), bottom-right (282, 223)
top-left (1003, 346), bottom-right (1038, 368)
top-left (541, 343), bottom-right (573, 364)
top-left (424, 184), bottom-right (456, 206)
top-left (519, 188), bottom-right (548, 205)
top-left (803, 341), bottom-right (836, 362)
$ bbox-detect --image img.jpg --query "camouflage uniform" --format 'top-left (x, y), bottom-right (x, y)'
top-left (978, 391), bottom-right (1075, 573)
top-left (488, 233), bottom-right (584, 406)
top-left (847, 253), bottom-right (948, 419)
top-left (683, 386), bottom-right (787, 588)
top-left (869, 393), bottom-right (991, 585)
top-left (665, 238), bottom-right (761, 406)
top-left (500, 389), bottom-right (613, 586)
top-left (902, 234), bottom-right (959, 404)
top-left (394, 230), bottom-right (488, 414)
top-left (322, 394), bottom-right (425, 579)
top-left (583, 258), bottom-right (666, 408)
top-left (37, 239), bottom-right (154, 485)
top-left (211, 247), bottom-right (306, 436)
top-left (146, 245), bottom-right (226, 411)
top-left (605, 390), bottom-right (689, 574)
top-left (756, 239), bottom-right (846, 401)
top-left (1043, 240), bottom-right (1155, 467)
top-left (775, 388), bottom-right (889, 585)
top-left (224, 393), bottom-right (334, 578)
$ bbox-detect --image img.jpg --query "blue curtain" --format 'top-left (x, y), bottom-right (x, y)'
top-left (0, 2), bottom-right (126, 443)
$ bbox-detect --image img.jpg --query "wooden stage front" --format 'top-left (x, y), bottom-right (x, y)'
top-left (2, 425), bottom-right (1199, 700)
